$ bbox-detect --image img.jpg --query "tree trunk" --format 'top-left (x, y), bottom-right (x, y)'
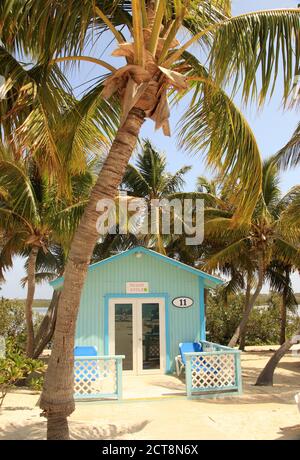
top-left (40, 107), bottom-right (145, 440)
top-left (255, 337), bottom-right (296, 386)
top-left (25, 246), bottom-right (38, 357)
top-left (228, 264), bottom-right (264, 349)
top-left (239, 333), bottom-right (246, 351)
top-left (47, 414), bottom-right (70, 440)
top-left (280, 288), bottom-right (287, 345)
top-left (33, 290), bottom-right (60, 359)
top-left (239, 276), bottom-right (251, 351)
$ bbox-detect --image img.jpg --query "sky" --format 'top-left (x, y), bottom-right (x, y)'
top-left (1, 0), bottom-right (300, 299)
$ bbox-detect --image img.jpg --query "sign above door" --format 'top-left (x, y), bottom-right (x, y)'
top-left (172, 297), bottom-right (194, 308)
top-left (126, 282), bottom-right (149, 294)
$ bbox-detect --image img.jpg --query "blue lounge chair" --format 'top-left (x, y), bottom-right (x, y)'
top-left (175, 342), bottom-right (202, 376)
top-left (74, 346), bottom-right (97, 357)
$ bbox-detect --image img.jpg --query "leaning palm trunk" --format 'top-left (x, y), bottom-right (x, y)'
top-left (40, 107), bottom-right (145, 440)
top-left (255, 334), bottom-right (297, 386)
top-left (239, 277), bottom-right (251, 351)
top-left (280, 289), bottom-right (287, 345)
top-left (239, 332), bottom-right (246, 351)
top-left (228, 265), bottom-right (264, 349)
top-left (33, 290), bottom-right (60, 359)
top-left (25, 246), bottom-right (38, 357)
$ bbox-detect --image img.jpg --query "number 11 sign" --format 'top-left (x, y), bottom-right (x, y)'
top-left (172, 297), bottom-right (194, 308)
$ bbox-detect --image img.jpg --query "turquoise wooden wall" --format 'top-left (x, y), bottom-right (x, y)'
top-left (73, 251), bottom-right (203, 372)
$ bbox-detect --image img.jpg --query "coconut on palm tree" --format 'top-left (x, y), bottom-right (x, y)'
top-left (1, 1), bottom-right (300, 439)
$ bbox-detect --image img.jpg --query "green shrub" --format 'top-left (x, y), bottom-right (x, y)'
top-left (206, 290), bottom-right (300, 346)
top-left (0, 336), bottom-right (45, 407)
top-left (0, 298), bottom-right (26, 338)
top-left (28, 376), bottom-right (44, 391)
top-left (0, 297), bottom-right (44, 356)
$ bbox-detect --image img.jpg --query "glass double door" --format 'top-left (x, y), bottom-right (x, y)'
top-left (109, 298), bottom-right (165, 374)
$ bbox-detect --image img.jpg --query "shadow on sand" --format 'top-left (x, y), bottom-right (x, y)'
top-left (276, 424), bottom-right (300, 440)
top-left (0, 418), bottom-right (150, 440)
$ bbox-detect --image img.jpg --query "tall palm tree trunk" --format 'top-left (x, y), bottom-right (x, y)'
top-left (40, 107), bottom-right (145, 440)
top-left (239, 276), bottom-right (251, 351)
top-left (25, 246), bottom-right (38, 357)
top-left (255, 335), bottom-right (296, 386)
top-left (280, 286), bottom-right (288, 345)
top-left (228, 264), bottom-right (264, 349)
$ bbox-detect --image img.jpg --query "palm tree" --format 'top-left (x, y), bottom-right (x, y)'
top-left (202, 159), bottom-right (300, 348)
top-left (255, 334), bottom-right (300, 386)
top-left (266, 262), bottom-right (298, 346)
top-left (0, 147), bottom-right (93, 356)
top-left (21, 245), bottom-right (66, 359)
top-left (255, 126), bottom-right (300, 386)
top-left (0, 46), bottom-right (116, 358)
top-left (0, 44), bottom-right (119, 191)
top-left (121, 139), bottom-right (192, 252)
top-left (1, 1), bottom-right (299, 438)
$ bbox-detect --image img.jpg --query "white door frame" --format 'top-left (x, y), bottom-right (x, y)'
top-left (108, 297), bottom-right (166, 375)
top-left (108, 298), bottom-right (137, 375)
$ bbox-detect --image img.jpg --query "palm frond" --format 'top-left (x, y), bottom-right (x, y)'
top-left (204, 217), bottom-right (249, 241)
top-left (122, 164), bottom-right (150, 196)
top-left (179, 70), bottom-right (263, 223)
top-left (197, 176), bottom-right (217, 194)
top-left (50, 200), bottom-right (88, 248)
top-left (275, 122), bottom-right (300, 169)
top-left (204, 238), bottom-right (249, 271)
top-left (54, 81), bottom-right (120, 175)
top-left (272, 238), bottom-right (300, 268)
top-left (21, 271), bottom-right (58, 288)
top-left (160, 165), bottom-right (191, 195)
top-left (0, 1), bottom-right (126, 58)
top-left (221, 268), bottom-right (245, 300)
top-left (34, 244), bottom-right (66, 276)
top-left (261, 158), bottom-right (281, 213)
top-left (0, 231), bottom-right (27, 279)
top-left (168, 191), bottom-right (219, 208)
top-left (281, 187), bottom-right (300, 227)
top-left (0, 159), bottom-right (40, 227)
top-left (266, 262), bottom-right (298, 309)
top-left (0, 46), bottom-right (76, 182)
top-left (210, 9), bottom-right (300, 105)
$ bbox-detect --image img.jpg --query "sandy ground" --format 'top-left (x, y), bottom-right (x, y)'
top-left (1, 348), bottom-right (300, 440)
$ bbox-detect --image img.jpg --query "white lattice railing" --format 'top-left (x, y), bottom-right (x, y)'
top-left (74, 355), bottom-right (124, 400)
top-left (185, 341), bottom-right (242, 398)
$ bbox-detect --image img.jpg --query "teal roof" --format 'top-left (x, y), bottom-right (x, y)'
top-left (50, 246), bottom-right (224, 289)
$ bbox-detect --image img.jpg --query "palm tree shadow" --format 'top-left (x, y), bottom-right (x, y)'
top-left (1, 406), bottom-right (33, 411)
top-left (70, 419), bottom-right (150, 440)
top-left (276, 424), bottom-right (300, 440)
top-left (0, 419), bottom-right (150, 440)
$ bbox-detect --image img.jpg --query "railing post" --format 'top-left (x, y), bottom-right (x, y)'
top-left (234, 351), bottom-right (243, 395)
top-left (185, 355), bottom-right (192, 399)
top-left (116, 357), bottom-right (123, 400)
